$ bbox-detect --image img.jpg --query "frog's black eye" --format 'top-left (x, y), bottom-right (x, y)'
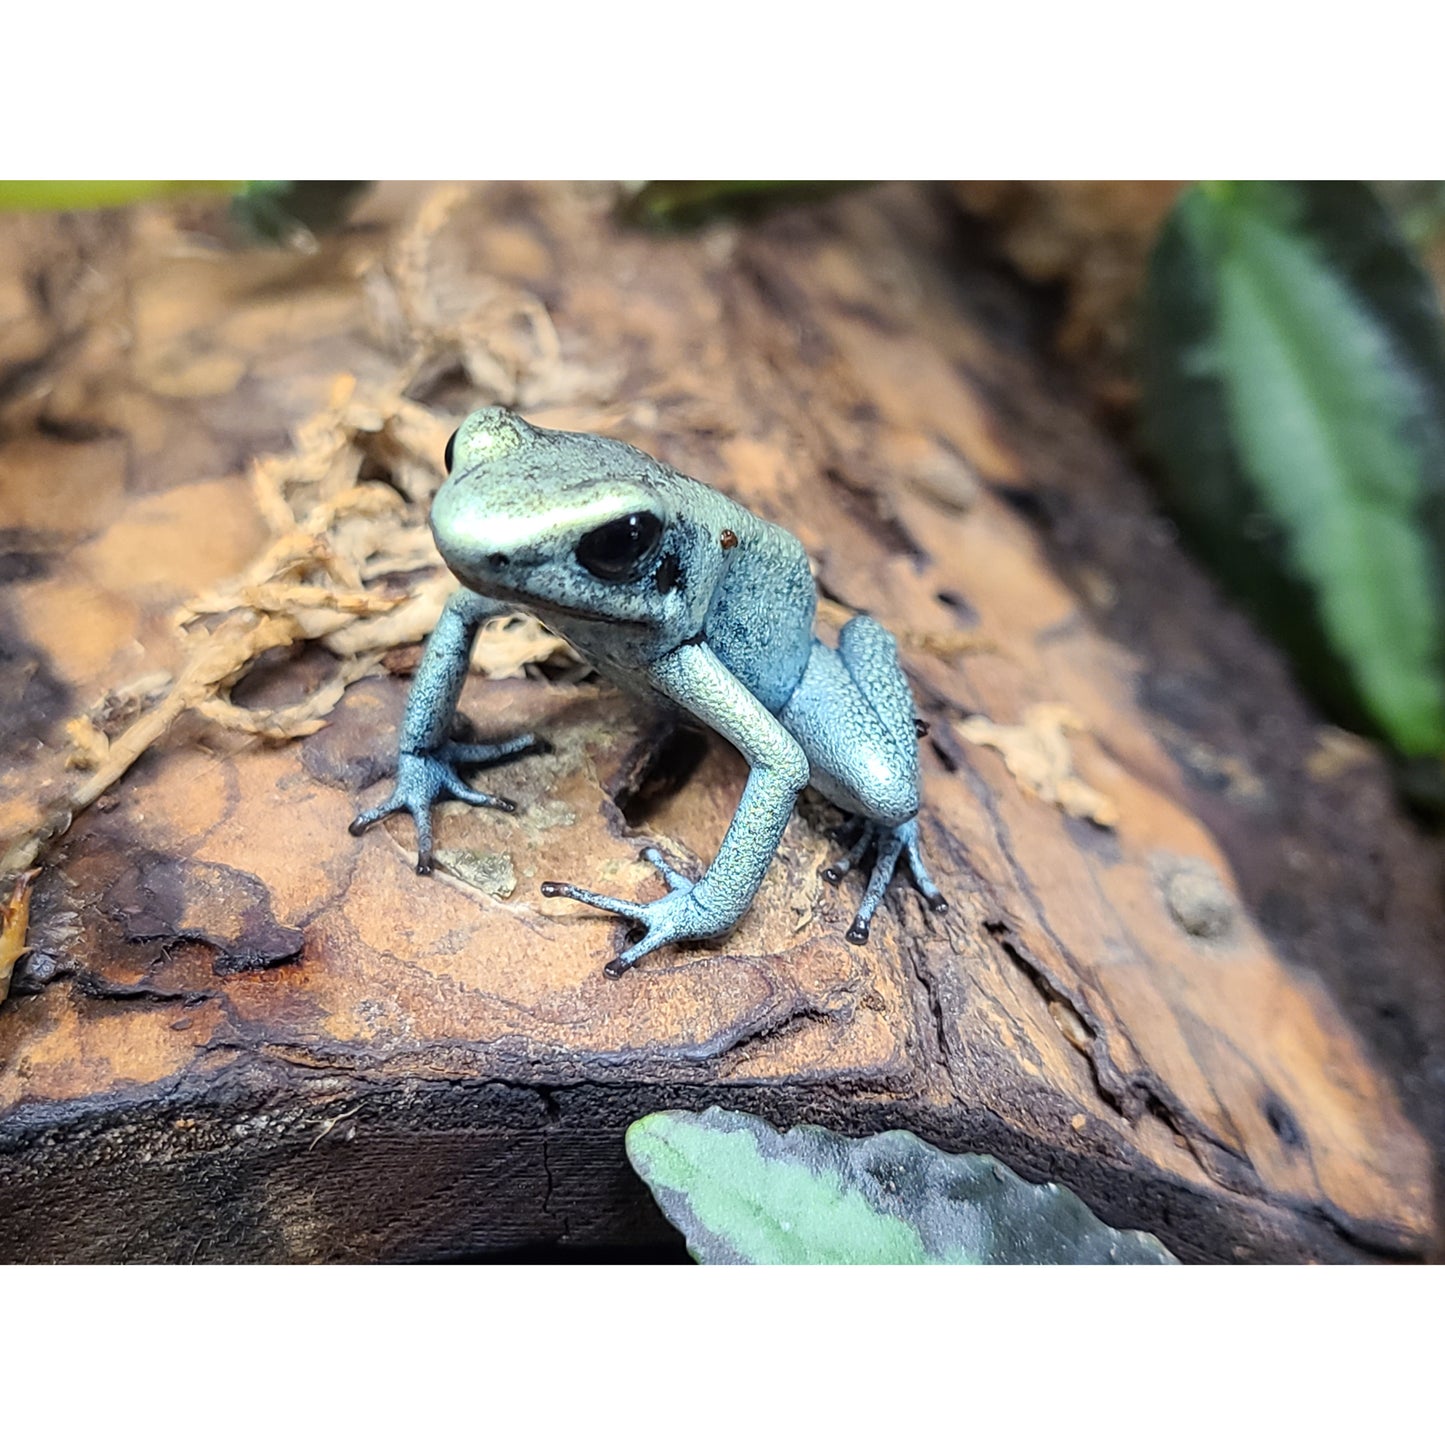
top-left (576, 512), bottom-right (664, 582)
top-left (443, 429), bottom-right (459, 473)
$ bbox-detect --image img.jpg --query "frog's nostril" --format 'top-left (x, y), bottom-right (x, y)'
top-left (487, 552), bottom-right (508, 567)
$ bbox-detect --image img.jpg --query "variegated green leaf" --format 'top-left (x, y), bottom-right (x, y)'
top-left (625, 1108), bottom-right (1176, 1265)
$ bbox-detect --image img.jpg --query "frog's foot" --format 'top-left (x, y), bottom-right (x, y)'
top-left (348, 734), bottom-right (535, 874)
top-left (820, 816), bottom-right (948, 944)
top-left (541, 847), bottom-right (727, 978)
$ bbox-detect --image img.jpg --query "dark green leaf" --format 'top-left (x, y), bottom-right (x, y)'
top-left (619, 180), bottom-right (869, 230)
top-left (1140, 180), bottom-right (1445, 757)
top-left (230, 181), bottom-right (371, 245)
top-left (625, 1108), bottom-right (1176, 1265)
top-left (1375, 181), bottom-right (1445, 249)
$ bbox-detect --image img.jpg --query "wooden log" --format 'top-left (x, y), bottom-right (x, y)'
top-left (0, 183), bottom-right (1435, 1262)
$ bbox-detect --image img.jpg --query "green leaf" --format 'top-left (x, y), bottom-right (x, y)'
top-left (229, 181), bottom-right (371, 245)
top-left (619, 180), bottom-right (869, 230)
top-left (625, 1108), bottom-right (1176, 1265)
top-left (0, 180), bottom-right (242, 211)
top-left (1140, 180), bottom-right (1445, 757)
top-left (1375, 181), bottom-right (1445, 249)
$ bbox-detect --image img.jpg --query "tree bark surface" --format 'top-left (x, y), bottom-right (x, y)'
top-left (0, 183), bottom-right (1435, 1262)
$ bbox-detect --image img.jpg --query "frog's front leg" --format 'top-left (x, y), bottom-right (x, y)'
top-left (349, 588), bottom-right (536, 873)
top-left (542, 641), bottom-right (809, 976)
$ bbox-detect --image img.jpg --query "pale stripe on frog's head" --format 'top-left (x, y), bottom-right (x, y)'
top-left (433, 481), bottom-right (660, 561)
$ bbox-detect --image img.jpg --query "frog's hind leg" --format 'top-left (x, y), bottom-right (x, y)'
top-left (781, 616), bottom-right (948, 942)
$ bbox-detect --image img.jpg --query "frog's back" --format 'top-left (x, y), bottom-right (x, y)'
top-left (704, 516), bottom-right (816, 713)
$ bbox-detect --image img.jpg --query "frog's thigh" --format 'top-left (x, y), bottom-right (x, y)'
top-left (780, 623), bottom-right (920, 827)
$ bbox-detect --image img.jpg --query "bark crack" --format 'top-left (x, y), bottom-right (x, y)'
top-left (984, 917), bottom-right (1261, 1197)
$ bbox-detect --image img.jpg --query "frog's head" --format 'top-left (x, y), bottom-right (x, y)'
top-left (429, 408), bottom-right (685, 628)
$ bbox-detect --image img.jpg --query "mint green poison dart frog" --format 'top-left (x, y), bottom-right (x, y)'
top-left (350, 409), bottom-right (947, 976)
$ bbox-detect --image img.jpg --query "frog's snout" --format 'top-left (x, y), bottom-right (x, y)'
top-left (430, 476), bottom-right (545, 595)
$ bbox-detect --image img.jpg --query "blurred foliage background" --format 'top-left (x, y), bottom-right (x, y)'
top-left (984, 179), bottom-right (1445, 807)
top-left (1140, 183), bottom-right (1445, 780)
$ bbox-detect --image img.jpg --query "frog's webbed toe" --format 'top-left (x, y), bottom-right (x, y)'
top-left (542, 847), bottom-right (727, 977)
top-left (348, 733), bottom-right (535, 873)
top-left (820, 816), bottom-right (948, 944)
